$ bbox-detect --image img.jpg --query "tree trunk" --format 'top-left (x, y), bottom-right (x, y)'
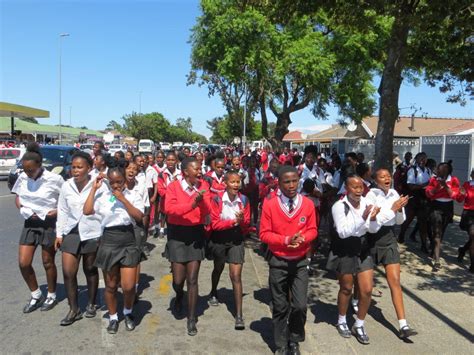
top-left (374, 5), bottom-right (413, 172)
top-left (260, 96), bottom-right (268, 138)
top-left (274, 111), bottom-right (291, 143)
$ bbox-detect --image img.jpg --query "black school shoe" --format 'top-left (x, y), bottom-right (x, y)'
top-left (23, 294), bottom-right (45, 313)
top-left (187, 318), bottom-right (198, 336)
top-left (40, 297), bottom-right (58, 312)
top-left (234, 316), bottom-right (245, 330)
top-left (84, 304), bottom-right (97, 318)
top-left (288, 342), bottom-right (300, 355)
top-left (107, 319), bottom-right (119, 334)
top-left (124, 314), bottom-right (136, 331)
top-left (274, 346), bottom-right (288, 355)
top-left (207, 295), bottom-right (219, 307)
top-left (60, 310), bottom-right (83, 326)
top-left (399, 325), bottom-right (418, 339)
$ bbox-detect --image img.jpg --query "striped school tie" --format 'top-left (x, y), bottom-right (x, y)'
top-left (288, 198), bottom-right (294, 213)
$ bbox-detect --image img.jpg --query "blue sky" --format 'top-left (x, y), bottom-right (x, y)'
top-left (1, 0), bottom-right (472, 138)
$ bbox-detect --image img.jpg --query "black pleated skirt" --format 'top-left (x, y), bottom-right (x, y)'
top-left (164, 224), bottom-right (205, 263)
top-left (207, 227), bottom-right (245, 264)
top-left (19, 217), bottom-right (56, 248)
top-left (368, 226), bottom-right (400, 266)
top-left (61, 228), bottom-right (99, 256)
top-left (459, 209), bottom-right (474, 231)
top-left (94, 225), bottom-right (140, 271)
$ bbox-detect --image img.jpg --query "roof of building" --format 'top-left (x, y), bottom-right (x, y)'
top-left (0, 117), bottom-right (102, 136)
top-left (286, 116), bottom-right (473, 142)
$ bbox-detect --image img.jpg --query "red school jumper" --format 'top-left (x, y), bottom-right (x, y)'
top-left (260, 194), bottom-right (318, 260)
top-left (425, 176), bottom-right (460, 200)
top-left (204, 171), bottom-right (226, 195)
top-left (457, 181), bottom-right (474, 210)
top-left (210, 192), bottom-right (251, 234)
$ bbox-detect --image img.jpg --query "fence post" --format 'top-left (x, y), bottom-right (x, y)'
top-left (419, 137), bottom-right (423, 153)
top-left (469, 134), bottom-right (474, 180)
top-left (441, 135), bottom-right (446, 162)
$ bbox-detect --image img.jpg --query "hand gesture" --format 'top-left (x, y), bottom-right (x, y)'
top-left (192, 190), bottom-right (205, 208)
top-left (92, 176), bottom-right (103, 190)
top-left (391, 195), bottom-right (409, 212)
top-left (362, 204), bottom-right (373, 221)
top-left (459, 187), bottom-right (466, 196)
top-left (54, 237), bottom-right (63, 251)
top-left (370, 206), bottom-right (381, 221)
top-left (112, 189), bottom-right (125, 203)
top-left (46, 209), bottom-right (57, 218)
top-left (288, 231), bottom-right (305, 248)
top-left (235, 210), bottom-right (244, 224)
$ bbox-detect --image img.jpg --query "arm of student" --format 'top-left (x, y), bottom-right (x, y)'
top-left (259, 202), bottom-right (288, 247)
top-left (56, 187), bottom-right (68, 238)
top-left (425, 177), bottom-right (437, 198)
top-left (209, 199), bottom-right (235, 231)
top-left (332, 202), bottom-right (366, 239)
top-left (164, 182), bottom-right (195, 216)
top-left (83, 186), bottom-right (97, 216)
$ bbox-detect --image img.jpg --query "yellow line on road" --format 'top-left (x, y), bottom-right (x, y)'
top-left (157, 274), bottom-right (172, 296)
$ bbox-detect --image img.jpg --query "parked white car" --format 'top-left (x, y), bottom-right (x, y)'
top-left (160, 142), bottom-right (171, 151)
top-left (108, 144), bottom-right (126, 155)
top-left (138, 139), bottom-right (155, 154)
top-left (0, 147), bottom-right (25, 176)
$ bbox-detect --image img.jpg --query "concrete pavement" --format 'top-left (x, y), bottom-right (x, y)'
top-left (0, 180), bottom-right (472, 354)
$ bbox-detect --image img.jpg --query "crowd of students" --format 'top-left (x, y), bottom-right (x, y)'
top-left (11, 141), bottom-right (473, 354)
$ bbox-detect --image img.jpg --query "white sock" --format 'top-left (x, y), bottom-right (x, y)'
top-left (135, 284), bottom-right (139, 292)
top-left (399, 319), bottom-right (408, 329)
top-left (355, 317), bottom-right (364, 328)
top-left (123, 307), bottom-right (132, 316)
top-left (47, 292), bottom-right (56, 300)
top-left (31, 289), bottom-right (42, 299)
top-left (109, 313), bottom-right (118, 321)
top-left (160, 227), bottom-right (164, 233)
top-left (338, 314), bottom-right (347, 325)
top-left (351, 298), bottom-right (358, 306)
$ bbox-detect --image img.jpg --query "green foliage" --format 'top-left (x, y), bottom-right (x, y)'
top-left (206, 113), bottom-right (263, 144)
top-left (106, 120), bottom-right (123, 131)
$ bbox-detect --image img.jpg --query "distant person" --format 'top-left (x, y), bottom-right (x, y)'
top-left (457, 169), bottom-right (474, 273)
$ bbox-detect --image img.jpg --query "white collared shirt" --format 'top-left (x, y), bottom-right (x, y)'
top-left (163, 168), bottom-right (182, 186)
top-left (365, 188), bottom-right (405, 230)
top-left (211, 171), bottom-right (224, 184)
top-left (331, 195), bottom-right (378, 239)
top-left (89, 167), bottom-right (107, 181)
top-left (299, 164), bottom-right (324, 192)
top-left (407, 165), bottom-right (431, 185)
top-left (243, 168), bottom-right (261, 185)
top-left (126, 178), bottom-right (150, 208)
top-left (12, 169), bottom-right (64, 220)
top-left (145, 165), bottom-right (159, 189)
top-left (56, 178), bottom-right (102, 240)
top-left (220, 192), bottom-right (242, 221)
top-left (93, 188), bottom-right (145, 229)
top-left (279, 192), bottom-right (301, 214)
top-left (180, 178), bottom-right (201, 196)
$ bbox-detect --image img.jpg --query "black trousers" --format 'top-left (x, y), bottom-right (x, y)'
top-left (268, 254), bottom-right (309, 348)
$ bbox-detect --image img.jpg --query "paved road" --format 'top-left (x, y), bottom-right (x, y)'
top-left (0, 180), bottom-right (473, 354)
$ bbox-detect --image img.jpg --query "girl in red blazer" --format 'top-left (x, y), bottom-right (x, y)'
top-left (456, 169), bottom-right (474, 273)
top-left (207, 170), bottom-right (250, 330)
top-left (259, 166), bottom-right (318, 354)
top-left (425, 161), bottom-right (460, 271)
top-left (164, 157), bottom-right (210, 336)
top-left (156, 152), bottom-right (181, 238)
top-left (204, 157), bottom-right (226, 195)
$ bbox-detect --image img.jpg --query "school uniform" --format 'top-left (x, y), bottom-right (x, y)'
top-left (242, 168), bottom-right (260, 203)
top-left (406, 164), bottom-right (431, 218)
top-left (458, 180), bottom-right (474, 231)
top-left (127, 178), bottom-right (150, 260)
top-left (89, 167), bottom-right (107, 181)
top-left (203, 171), bottom-right (226, 195)
top-left (93, 188), bottom-right (145, 271)
top-left (207, 192), bottom-right (250, 264)
top-left (425, 175), bottom-right (460, 230)
top-left (259, 172), bottom-right (279, 201)
top-left (145, 165), bottom-right (159, 190)
top-left (157, 168), bottom-right (182, 212)
top-left (259, 192), bottom-right (318, 349)
top-left (326, 196), bottom-right (377, 274)
top-left (56, 179), bottom-right (102, 255)
top-left (164, 178), bottom-right (210, 263)
top-left (365, 188), bottom-right (405, 265)
top-left (12, 169), bottom-right (64, 248)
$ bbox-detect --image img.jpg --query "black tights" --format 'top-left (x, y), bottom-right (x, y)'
top-left (62, 252), bottom-right (98, 312)
top-left (460, 225), bottom-right (474, 266)
top-left (172, 261), bottom-right (201, 320)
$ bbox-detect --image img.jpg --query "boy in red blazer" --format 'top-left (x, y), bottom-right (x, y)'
top-left (203, 158), bottom-right (226, 195)
top-left (207, 170), bottom-right (250, 330)
top-left (260, 165), bottom-right (318, 355)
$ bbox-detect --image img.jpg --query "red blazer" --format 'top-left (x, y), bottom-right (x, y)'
top-left (259, 172), bottom-right (279, 201)
top-left (203, 171), bottom-right (226, 195)
top-left (210, 192), bottom-right (251, 234)
top-left (425, 176), bottom-right (460, 201)
top-left (457, 181), bottom-right (474, 210)
top-left (157, 169), bottom-right (180, 210)
top-left (164, 179), bottom-right (210, 226)
top-left (260, 194), bottom-right (318, 259)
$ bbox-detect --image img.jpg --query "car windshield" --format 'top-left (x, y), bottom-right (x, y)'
top-left (42, 149), bottom-right (66, 165)
top-left (0, 149), bottom-right (21, 159)
top-left (139, 142), bottom-right (151, 147)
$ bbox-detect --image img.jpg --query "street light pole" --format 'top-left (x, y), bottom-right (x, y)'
top-left (59, 33), bottom-right (69, 144)
top-left (242, 65), bottom-right (247, 149)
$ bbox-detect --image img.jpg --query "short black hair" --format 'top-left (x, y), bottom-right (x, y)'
top-left (356, 163), bottom-right (370, 177)
top-left (72, 151), bottom-right (93, 167)
top-left (344, 173), bottom-right (362, 185)
top-left (302, 178), bottom-right (315, 194)
top-left (181, 157), bottom-right (197, 171)
top-left (22, 142), bottom-right (42, 165)
top-left (278, 165), bottom-right (298, 179)
top-left (438, 161), bottom-right (453, 175)
top-left (224, 169), bottom-right (240, 181)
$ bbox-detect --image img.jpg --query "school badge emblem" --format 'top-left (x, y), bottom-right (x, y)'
top-left (300, 216), bottom-right (306, 223)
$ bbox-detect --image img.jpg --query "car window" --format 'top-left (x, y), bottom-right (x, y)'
top-left (0, 149), bottom-right (21, 159)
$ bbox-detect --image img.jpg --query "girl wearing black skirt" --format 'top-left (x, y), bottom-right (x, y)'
top-left (83, 167), bottom-right (145, 334)
top-left (365, 168), bottom-right (417, 339)
top-left (207, 170), bottom-right (250, 330)
top-left (164, 157), bottom-right (210, 336)
top-left (55, 152), bottom-right (101, 325)
top-left (12, 143), bottom-right (64, 313)
top-left (457, 169), bottom-right (474, 273)
top-left (326, 174), bottom-right (379, 345)
top-left (425, 161), bottom-right (460, 271)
